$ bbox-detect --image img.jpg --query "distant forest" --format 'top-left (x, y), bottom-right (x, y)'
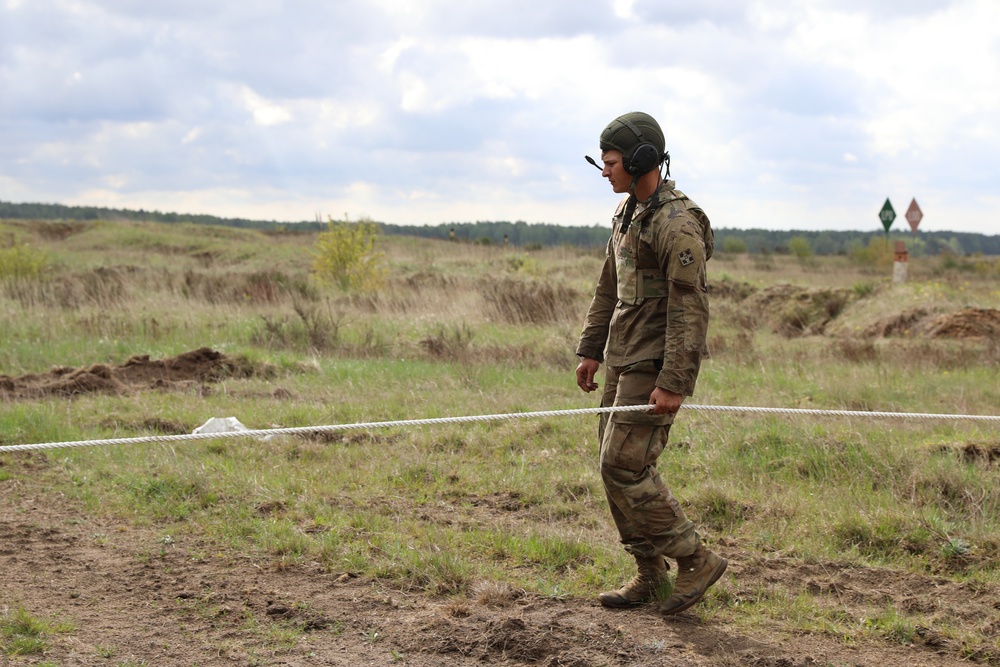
top-left (2, 199), bottom-right (998, 256)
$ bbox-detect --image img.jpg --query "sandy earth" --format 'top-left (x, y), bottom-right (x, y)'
top-left (1, 348), bottom-right (997, 666)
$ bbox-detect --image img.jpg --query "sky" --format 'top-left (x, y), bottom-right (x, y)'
top-left (2, 0), bottom-right (999, 234)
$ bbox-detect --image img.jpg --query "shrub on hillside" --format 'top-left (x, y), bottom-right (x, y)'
top-left (0, 243), bottom-right (51, 283)
top-left (849, 237), bottom-right (894, 271)
top-left (310, 217), bottom-right (385, 292)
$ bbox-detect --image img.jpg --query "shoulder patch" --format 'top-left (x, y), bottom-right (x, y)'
top-left (668, 235), bottom-right (704, 287)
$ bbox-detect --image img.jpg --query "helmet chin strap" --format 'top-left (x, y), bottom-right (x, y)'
top-left (620, 175), bottom-right (644, 235)
top-left (618, 193), bottom-right (639, 234)
top-left (620, 163), bottom-right (668, 235)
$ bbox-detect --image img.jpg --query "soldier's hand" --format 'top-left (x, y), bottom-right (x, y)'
top-left (575, 357), bottom-right (600, 393)
top-left (649, 387), bottom-right (683, 415)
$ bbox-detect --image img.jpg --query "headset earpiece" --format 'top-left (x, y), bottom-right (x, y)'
top-left (626, 143), bottom-right (660, 176)
top-left (618, 117), bottom-right (661, 175)
top-left (598, 112), bottom-right (667, 179)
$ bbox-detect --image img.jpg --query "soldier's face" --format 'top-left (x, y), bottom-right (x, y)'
top-left (600, 150), bottom-right (629, 194)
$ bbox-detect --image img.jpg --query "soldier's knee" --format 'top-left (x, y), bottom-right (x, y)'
top-left (602, 464), bottom-right (671, 510)
top-left (601, 462), bottom-right (638, 488)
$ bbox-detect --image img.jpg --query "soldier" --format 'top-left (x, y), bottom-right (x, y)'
top-left (575, 111), bottom-right (726, 615)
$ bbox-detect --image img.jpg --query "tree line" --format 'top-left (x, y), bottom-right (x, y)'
top-left (0, 200), bottom-right (298, 231)
top-left (2, 199), bottom-right (997, 255)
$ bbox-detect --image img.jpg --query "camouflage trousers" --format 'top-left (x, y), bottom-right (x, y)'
top-left (598, 360), bottom-right (699, 560)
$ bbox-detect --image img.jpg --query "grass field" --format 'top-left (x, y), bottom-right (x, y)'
top-left (1, 218), bottom-right (999, 666)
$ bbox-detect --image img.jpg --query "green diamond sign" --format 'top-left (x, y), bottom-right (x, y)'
top-left (879, 198), bottom-right (896, 232)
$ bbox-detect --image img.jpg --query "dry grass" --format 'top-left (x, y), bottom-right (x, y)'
top-left (1, 218), bottom-right (999, 665)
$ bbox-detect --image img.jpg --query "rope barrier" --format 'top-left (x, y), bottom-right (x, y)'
top-left (1, 403), bottom-right (997, 454)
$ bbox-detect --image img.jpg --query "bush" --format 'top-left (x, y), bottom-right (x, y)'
top-left (310, 217), bottom-right (385, 292)
top-left (849, 236), bottom-right (894, 271)
top-left (0, 243), bottom-right (51, 283)
top-left (788, 236), bottom-right (813, 259)
top-left (722, 237), bottom-right (748, 254)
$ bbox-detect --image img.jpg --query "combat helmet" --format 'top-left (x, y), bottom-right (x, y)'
top-left (599, 111), bottom-right (667, 176)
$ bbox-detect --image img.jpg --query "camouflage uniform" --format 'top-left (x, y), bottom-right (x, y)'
top-left (577, 180), bottom-right (714, 561)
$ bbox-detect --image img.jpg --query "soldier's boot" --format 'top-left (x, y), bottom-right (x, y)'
top-left (598, 555), bottom-right (670, 608)
top-left (658, 544), bottom-right (727, 616)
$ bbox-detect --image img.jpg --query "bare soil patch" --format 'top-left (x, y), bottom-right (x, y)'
top-left (742, 284), bottom-right (854, 337)
top-left (1, 454), bottom-right (990, 666)
top-left (0, 347), bottom-right (266, 400)
top-left (958, 441), bottom-right (1000, 465)
top-left (862, 307), bottom-right (933, 338)
top-left (865, 307), bottom-right (1000, 340)
top-left (925, 308), bottom-right (1000, 340)
top-left (717, 281), bottom-right (1000, 342)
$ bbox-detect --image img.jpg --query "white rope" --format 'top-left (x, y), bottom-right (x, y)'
top-left (1, 403), bottom-right (997, 454)
top-left (687, 404), bottom-right (1000, 421)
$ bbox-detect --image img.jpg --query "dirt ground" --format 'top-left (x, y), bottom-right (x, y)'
top-left (3, 455), bottom-right (988, 667)
top-left (865, 307), bottom-right (1000, 340)
top-left (0, 347), bottom-right (259, 401)
top-left (1, 349), bottom-right (996, 666)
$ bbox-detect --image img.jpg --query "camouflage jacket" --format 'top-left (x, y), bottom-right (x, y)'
top-left (576, 180), bottom-right (714, 396)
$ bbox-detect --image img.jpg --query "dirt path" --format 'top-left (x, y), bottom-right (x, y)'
top-left (1, 453), bottom-right (975, 667)
top-left (1, 349), bottom-right (992, 666)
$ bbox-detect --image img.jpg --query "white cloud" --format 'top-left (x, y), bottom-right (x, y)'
top-left (612, 0), bottom-right (634, 19)
top-left (0, 0), bottom-right (997, 235)
top-left (240, 86), bottom-right (293, 127)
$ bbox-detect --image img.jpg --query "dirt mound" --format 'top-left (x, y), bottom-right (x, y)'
top-left (709, 277), bottom-right (758, 301)
top-left (862, 307), bottom-right (932, 338)
top-left (863, 308), bottom-right (1000, 340)
top-left (925, 308), bottom-right (1000, 339)
top-left (957, 441), bottom-right (1000, 465)
top-left (0, 347), bottom-right (264, 400)
top-left (744, 284), bottom-right (854, 337)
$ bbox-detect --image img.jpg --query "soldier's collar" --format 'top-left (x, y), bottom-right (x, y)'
top-left (649, 179), bottom-right (677, 206)
top-left (620, 179), bottom-right (678, 235)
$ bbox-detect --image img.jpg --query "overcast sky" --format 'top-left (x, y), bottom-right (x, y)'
top-left (2, 0), bottom-right (998, 234)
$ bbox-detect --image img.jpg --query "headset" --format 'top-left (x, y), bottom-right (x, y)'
top-left (584, 115), bottom-right (672, 235)
top-left (617, 117), bottom-right (661, 175)
top-left (585, 117), bottom-right (670, 177)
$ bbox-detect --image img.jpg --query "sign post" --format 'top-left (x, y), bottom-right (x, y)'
top-left (905, 198), bottom-right (923, 233)
top-left (893, 240), bottom-right (908, 283)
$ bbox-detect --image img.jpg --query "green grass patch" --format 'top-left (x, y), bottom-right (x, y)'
top-left (0, 606), bottom-right (75, 656)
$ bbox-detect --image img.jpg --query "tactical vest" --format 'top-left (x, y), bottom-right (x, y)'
top-left (613, 221), bottom-right (667, 306)
top-left (611, 184), bottom-right (713, 306)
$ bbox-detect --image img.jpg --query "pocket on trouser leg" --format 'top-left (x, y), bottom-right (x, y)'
top-left (601, 423), bottom-right (667, 472)
top-left (611, 407), bottom-right (673, 427)
top-left (609, 360), bottom-right (673, 427)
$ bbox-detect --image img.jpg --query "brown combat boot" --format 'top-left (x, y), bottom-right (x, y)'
top-left (658, 544), bottom-right (727, 615)
top-left (598, 555), bottom-right (670, 608)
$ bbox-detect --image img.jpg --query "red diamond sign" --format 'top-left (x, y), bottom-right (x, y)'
top-left (905, 198), bottom-right (923, 233)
